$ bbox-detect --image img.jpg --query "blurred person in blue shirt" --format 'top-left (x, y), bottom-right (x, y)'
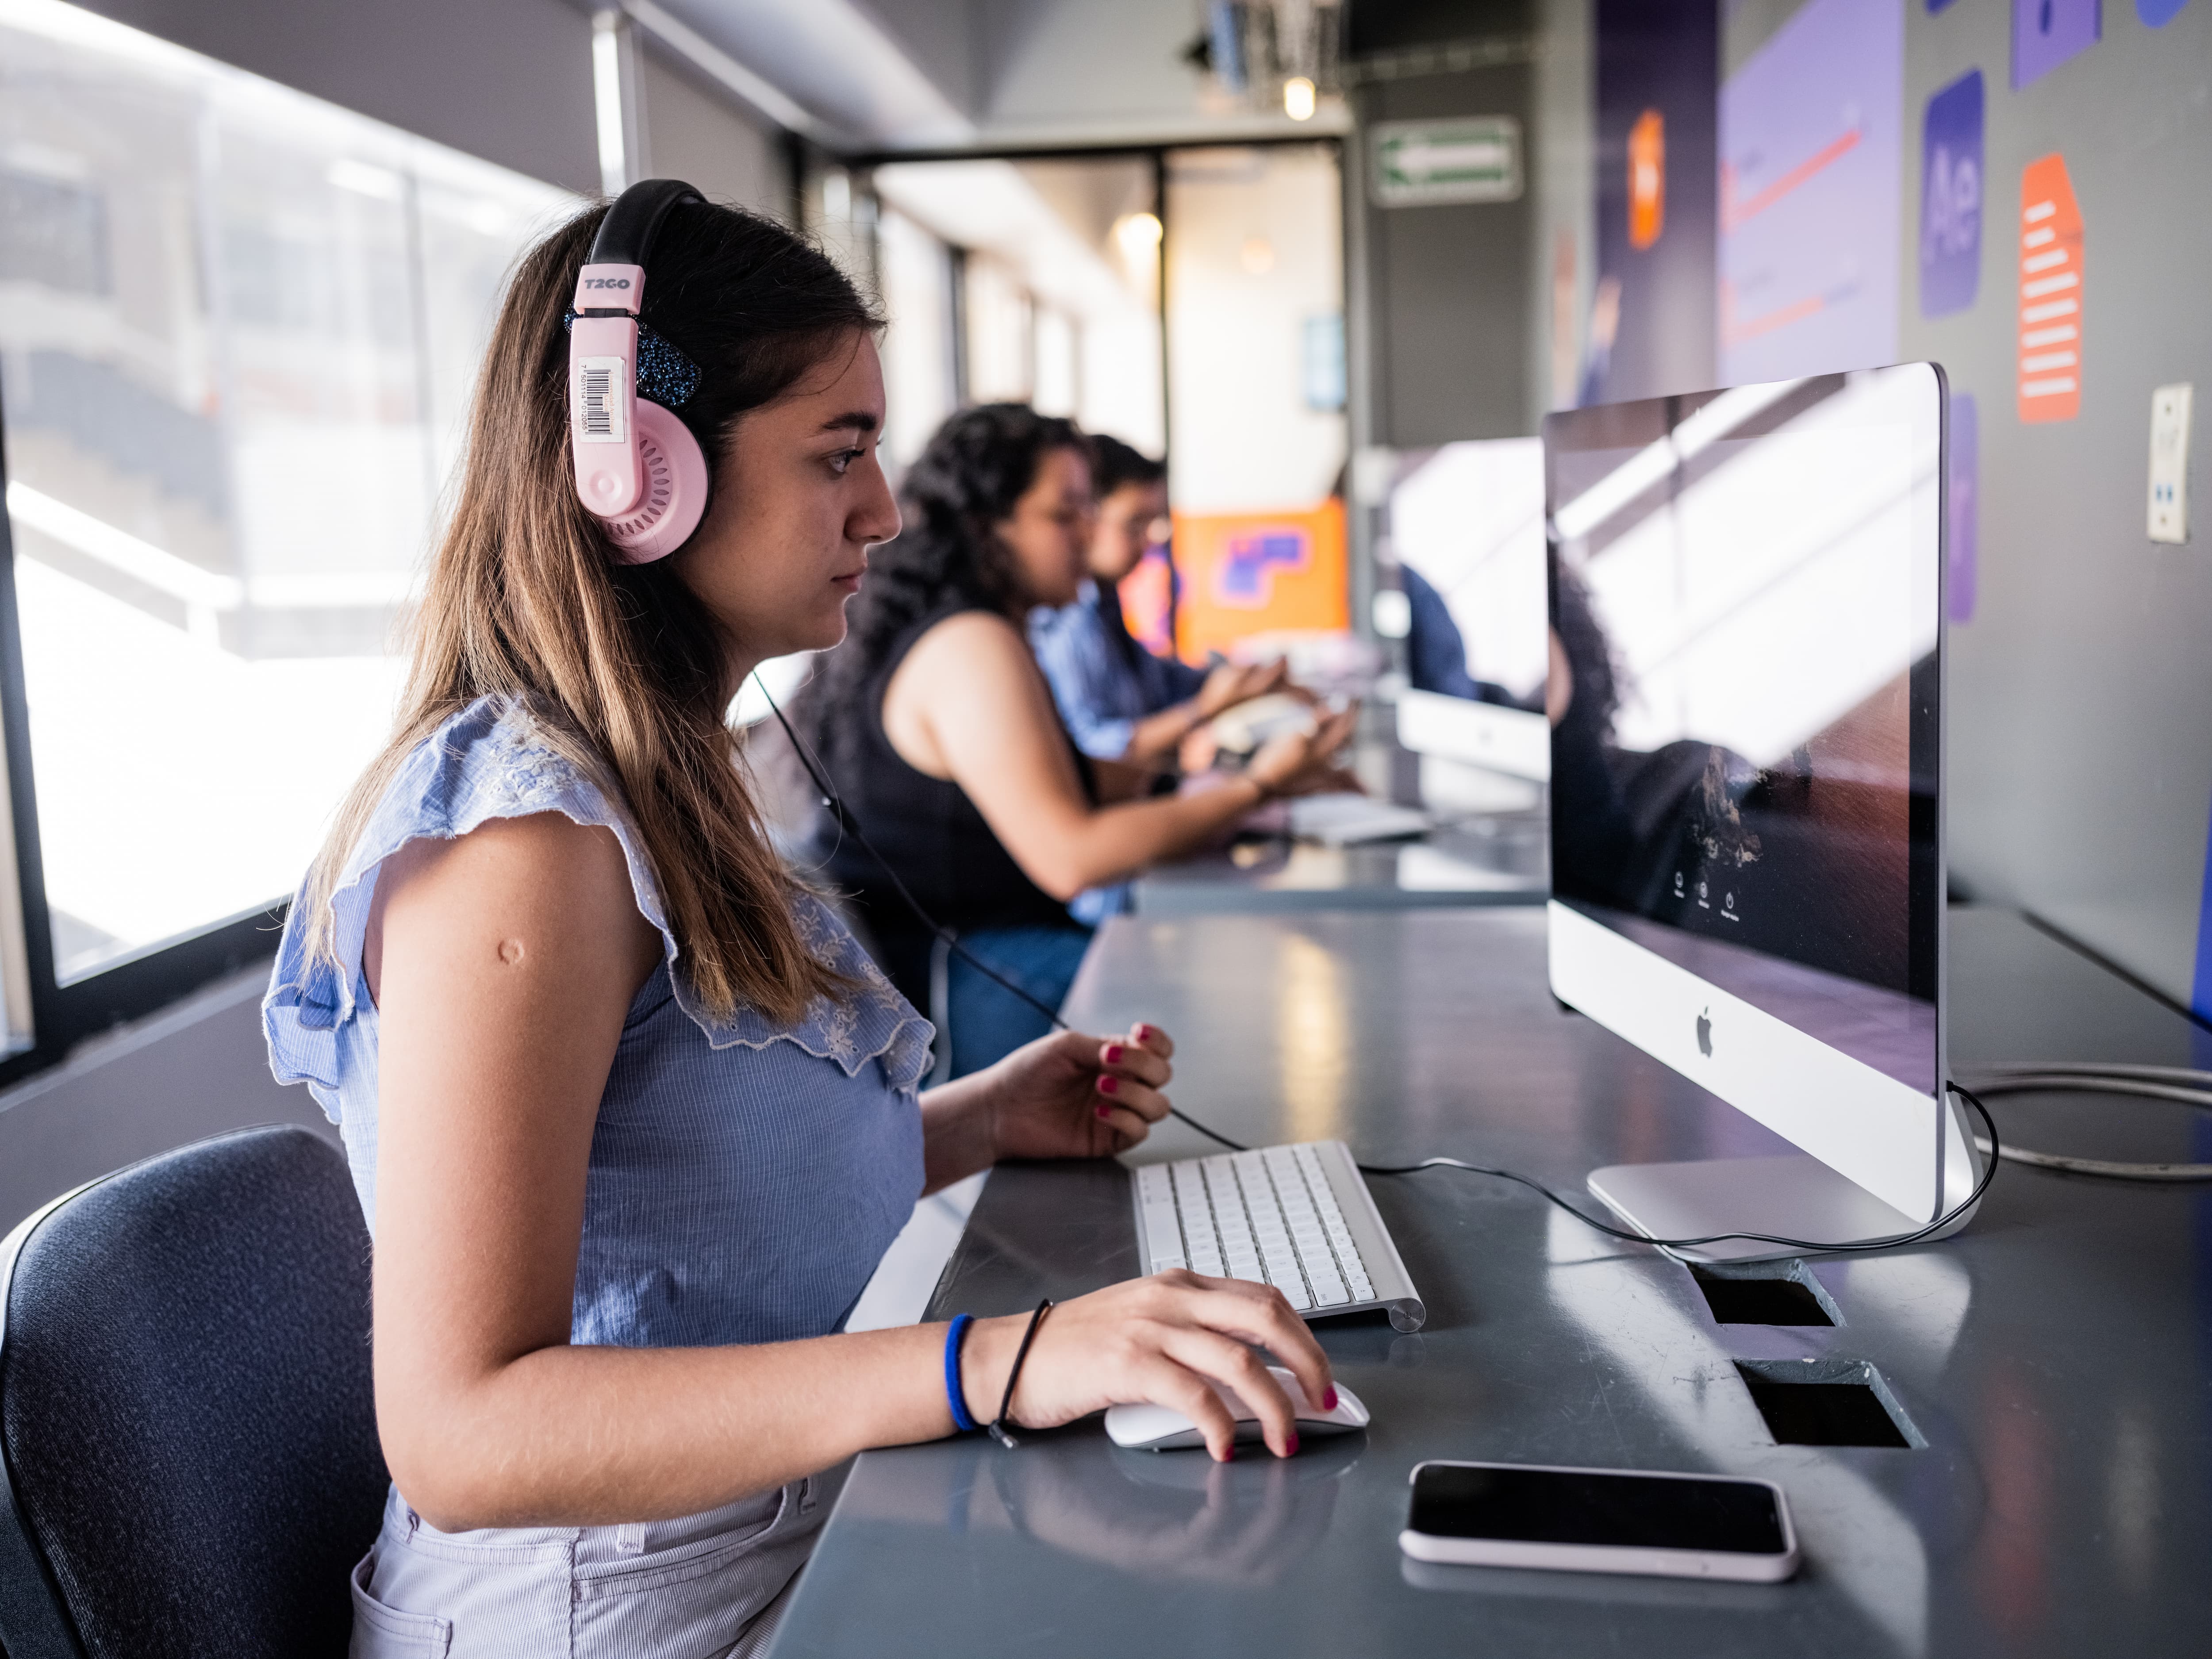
top-left (1029, 434), bottom-right (1292, 771)
top-left (1400, 563), bottom-right (1523, 707)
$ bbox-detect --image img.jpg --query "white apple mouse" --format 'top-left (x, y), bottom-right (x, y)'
top-left (1104, 1366), bottom-right (1370, 1452)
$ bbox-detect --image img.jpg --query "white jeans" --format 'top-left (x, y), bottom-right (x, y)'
top-left (347, 1470), bottom-right (840, 1659)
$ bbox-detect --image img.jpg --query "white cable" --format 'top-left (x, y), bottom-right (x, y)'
top-left (1959, 1063), bottom-right (2212, 1181)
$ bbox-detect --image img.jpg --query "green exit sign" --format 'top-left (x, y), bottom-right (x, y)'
top-left (1370, 118), bottom-right (1523, 207)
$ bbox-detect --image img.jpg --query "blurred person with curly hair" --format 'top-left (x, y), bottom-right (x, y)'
top-left (799, 404), bottom-right (1353, 1075)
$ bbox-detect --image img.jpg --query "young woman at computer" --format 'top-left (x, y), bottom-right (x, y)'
top-left (800, 404), bottom-right (1355, 1075)
top-left (1028, 433), bottom-right (1294, 768)
top-left (262, 188), bottom-right (1333, 1659)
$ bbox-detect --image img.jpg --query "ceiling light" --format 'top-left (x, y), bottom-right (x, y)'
top-left (1283, 77), bottom-right (1317, 121)
top-left (1114, 212), bottom-right (1163, 257)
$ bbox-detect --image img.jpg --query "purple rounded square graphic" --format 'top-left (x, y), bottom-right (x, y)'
top-left (1920, 70), bottom-right (1983, 319)
top-left (1948, 392), bottom-right (1978, 624)
top-left (2014, 0), bottom-right (2101, 89)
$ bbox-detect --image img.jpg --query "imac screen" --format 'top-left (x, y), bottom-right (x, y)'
top-left (1543, 368), bottom-right (1943, 1094)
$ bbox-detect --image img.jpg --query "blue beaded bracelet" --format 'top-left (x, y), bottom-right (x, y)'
top-left (944, 1313), bottom-right (979, 1433)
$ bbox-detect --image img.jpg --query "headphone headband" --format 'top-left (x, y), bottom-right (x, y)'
top-left (590, 178), bottom-right (704, 270)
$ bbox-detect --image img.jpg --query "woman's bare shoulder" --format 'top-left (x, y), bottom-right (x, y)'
top-left (367, 813), bottom-right (658, 1001)
top-left (906, 608), bottom-right (1031, 663)
top-left (886, 609), bottom-right (1041, 714)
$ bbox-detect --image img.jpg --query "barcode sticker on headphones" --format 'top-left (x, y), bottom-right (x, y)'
top-left (576, 356), bottom-right (626, 444)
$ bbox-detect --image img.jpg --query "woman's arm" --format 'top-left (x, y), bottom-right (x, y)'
top-left (367, 813), bottom-right (1334, 1531)
top-left (882, 613), bottom-right (1352, 900)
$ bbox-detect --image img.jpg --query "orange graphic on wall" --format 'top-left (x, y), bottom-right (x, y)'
top-left (1117, 545), bottom-right (1175, 657)
top-left (1172, 501), bottom-right (1348, 665)
top-left (2016, 154), bottom-right (2082, 424)
top-left (1628, 109), bottom-right (1666, 250)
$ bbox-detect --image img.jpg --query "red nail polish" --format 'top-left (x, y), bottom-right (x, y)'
top-left (1322, 1387), bottom-right (1337, 1411)
top-left (1106, 1044), bottom-right (1125, 1062)
top-left (1220, 1445), bottom-right (1237, 1463)
top-left (1137, 1025), bottom-right (1154, 1040)
top-left (1098, 1075), bottom-right (1119, 1094)
top-left (1285, 1433), bottom-right (1300, 1457)
top-left (1095, 1103), bottom-right (1112, 1119)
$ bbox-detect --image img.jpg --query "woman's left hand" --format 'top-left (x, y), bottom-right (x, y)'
top-left (981, 1022), bottom-right (1176, 1160)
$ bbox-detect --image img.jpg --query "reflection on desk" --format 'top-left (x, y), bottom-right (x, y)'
top-left (832, 1428), bottom-right (1367, 1592)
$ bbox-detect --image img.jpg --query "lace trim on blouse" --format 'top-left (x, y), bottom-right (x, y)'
top-left (262, 697), bottom-right (934, 1110)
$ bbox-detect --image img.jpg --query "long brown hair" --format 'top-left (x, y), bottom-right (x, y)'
top-left (300, 198), bottom-right (879, 1024)
top-left (802, 403), bottom-right (1087, 767)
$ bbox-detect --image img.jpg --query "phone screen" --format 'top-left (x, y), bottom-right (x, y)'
top-left (1409, 1464), bottom-right (1787, 1555)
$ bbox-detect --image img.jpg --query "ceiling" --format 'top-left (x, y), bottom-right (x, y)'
top-left (630, 0), bottom-right (1349, 152)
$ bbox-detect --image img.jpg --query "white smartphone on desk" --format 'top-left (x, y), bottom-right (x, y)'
top-left (1399, 1460), bottom-right (1799, 1583)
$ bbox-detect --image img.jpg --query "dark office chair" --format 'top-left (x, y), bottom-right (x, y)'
top-left (0, 1124), bottom-right (388, 1659)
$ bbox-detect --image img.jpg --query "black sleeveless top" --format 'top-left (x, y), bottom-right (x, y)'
top-left (815, 605), bottom-right (1096, 999)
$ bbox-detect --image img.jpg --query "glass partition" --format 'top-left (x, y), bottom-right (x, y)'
top-left (0, 0), bottom-right (570, 990)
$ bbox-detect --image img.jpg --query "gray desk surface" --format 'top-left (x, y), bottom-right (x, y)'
top-left (1132, 814), bottom-right (1548, 916)
top-left (771, 908), bottom-right (2212, 1658)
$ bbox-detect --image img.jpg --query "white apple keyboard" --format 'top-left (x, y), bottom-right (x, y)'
top-left (1132, 1140), bottom-right (1427, 1333)
top-left (1286, 791), bottom-right (1431, 846)
top-left (1105, 1366), bottom-right (1371, 1451)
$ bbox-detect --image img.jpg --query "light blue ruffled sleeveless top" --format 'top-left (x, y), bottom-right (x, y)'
top-left (262, 695), bottom-right (933, 1348)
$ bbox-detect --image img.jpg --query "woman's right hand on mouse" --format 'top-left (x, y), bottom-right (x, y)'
top-left (1245, 705), bottom-right (1359, 799)
top-left (958, 1272), bottom-right (1334, 1462)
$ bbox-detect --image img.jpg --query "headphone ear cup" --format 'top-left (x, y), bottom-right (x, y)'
top-left (596, 399), bottom-right (710, 564)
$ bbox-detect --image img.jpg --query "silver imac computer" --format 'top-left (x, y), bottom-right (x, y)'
top-left (1382, 439), bottom-right (1554, 809)
top-left (1542, 364), bottom-right (1980, 1263)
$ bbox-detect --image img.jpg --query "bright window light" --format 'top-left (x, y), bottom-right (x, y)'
top-left (326, 157), bottom-right (402, 200)
top-left (0, 0), bottom-right (572, 981)
top-left (591, 14), bottom-right (627, 195)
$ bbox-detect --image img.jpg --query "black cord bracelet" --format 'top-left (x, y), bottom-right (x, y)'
top-left (989, 1298), bottom-right (1054, 1450)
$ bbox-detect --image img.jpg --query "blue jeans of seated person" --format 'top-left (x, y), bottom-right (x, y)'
top-left (945, 925), bottom-right (1094, 1078)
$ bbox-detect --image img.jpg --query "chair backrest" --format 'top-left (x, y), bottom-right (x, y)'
top-left (0, 1124), bottom-right (387, 1659)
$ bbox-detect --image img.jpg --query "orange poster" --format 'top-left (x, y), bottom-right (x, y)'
top-left (1628, 109), bottom-right (1666, 250)
top-left (2017, 154), bottom-right (2082, 423)
top-left (1171, 501), bottom-right (1348, 665)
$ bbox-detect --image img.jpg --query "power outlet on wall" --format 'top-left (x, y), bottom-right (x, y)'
top-left (2148, 383), bottom-right (2192, 544)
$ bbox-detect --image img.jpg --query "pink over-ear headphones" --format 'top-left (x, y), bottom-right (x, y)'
top-left (568, 179), bottom-right (711, 563)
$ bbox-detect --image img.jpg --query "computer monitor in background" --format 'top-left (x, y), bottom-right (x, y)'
top-left (1542, 364), bottom-right (1979, 1262)
top-left (1382, 439), bottom-right (1553, 812)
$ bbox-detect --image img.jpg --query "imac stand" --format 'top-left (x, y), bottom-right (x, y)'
top-left (1588, 1094), bottom-right (1985, 1265)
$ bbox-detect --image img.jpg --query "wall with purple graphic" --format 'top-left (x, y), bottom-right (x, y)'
top-left (2013, 0), bottom-right (2101, 87)
top-left (1920, 70), bottom-right (1984, 318)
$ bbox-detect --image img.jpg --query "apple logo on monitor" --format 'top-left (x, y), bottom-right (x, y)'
top-left (1696, 1008), bottom-right (1713, 1057)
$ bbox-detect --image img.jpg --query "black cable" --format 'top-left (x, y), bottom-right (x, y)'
top-left (754, 675), bottom-right (2002, 1258)
top-left (759, 688), bottom-right (1086, 1026)
top-left (1352, 1085), bottom-right (2000, 1256)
